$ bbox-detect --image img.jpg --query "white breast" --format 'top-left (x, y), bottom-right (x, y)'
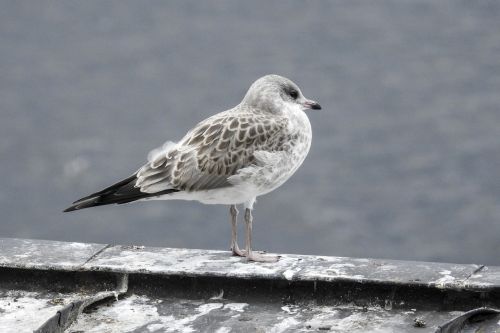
top-left (265, 107), bottom-right (312, 190)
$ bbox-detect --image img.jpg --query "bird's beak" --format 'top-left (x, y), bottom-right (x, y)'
top-left (302, 99), bottom-right (322, 110)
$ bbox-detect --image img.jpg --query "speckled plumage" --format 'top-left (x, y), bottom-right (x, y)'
top-left (135, 75), bottom-right (315, 206)
top-left (65, 74), bottom-right (321, 262)
top-left (136, 108), bottom-right (310, 199)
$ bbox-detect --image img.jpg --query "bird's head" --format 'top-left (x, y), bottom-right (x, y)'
top-left (242, 74), bottom-right (321, 114)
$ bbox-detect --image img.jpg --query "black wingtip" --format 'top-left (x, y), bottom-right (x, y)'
top-left (63, 196), bottom-right (99, 213)
top-left (63, 200), bottom-right (80, 212)
top-left (63, 206), bottom-right (77, 213)
top-left (63, 174), bottom-right (180, 213)
top-left (63, 203), bottom-right (86, 213)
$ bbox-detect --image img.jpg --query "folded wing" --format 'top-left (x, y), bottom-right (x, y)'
top-left (64, 109), bottom-right (288, 212)
top-left (137, 110), bottom-right (288, 193)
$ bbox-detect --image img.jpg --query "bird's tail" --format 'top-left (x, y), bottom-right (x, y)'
top-left (63, 175), bottom-right (177, 212)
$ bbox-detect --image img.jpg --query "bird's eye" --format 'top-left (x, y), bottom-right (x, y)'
top-left (289, 90), bottom-right (298, 99)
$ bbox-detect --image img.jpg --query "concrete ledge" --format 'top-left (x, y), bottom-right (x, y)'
top-left (1, 238), bottom-right (498, 292)
top-left (1, 237), bottom-right (499, 332)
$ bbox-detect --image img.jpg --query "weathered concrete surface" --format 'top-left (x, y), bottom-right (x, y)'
top-left (67, 294), bottom-right (465, 333)
top-left (0, 238), bottom-right (107, 271)
top-left (0, 289), bottom-right (83, 333)
top-left (84, 245), bottom-right (490, 291)
top-left (0, 238), bottom-right (499, 332)
top-left (1, 238), bottom-right (495, 291)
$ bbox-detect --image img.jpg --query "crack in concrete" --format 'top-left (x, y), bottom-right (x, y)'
top-left (80, 243), bottom-right (112, 267)
top-left (465, 265), bottom-right (486, 281)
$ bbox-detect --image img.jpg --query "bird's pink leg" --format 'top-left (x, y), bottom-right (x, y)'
top-left (229, 205), bottom-right (246, 257)
top-left (244, 208), bottom-right (280, 262)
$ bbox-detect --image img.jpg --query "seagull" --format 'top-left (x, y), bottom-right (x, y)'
top-left (64, 74), bottom-right (321, 262)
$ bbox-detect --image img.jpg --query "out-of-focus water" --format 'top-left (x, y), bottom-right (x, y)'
top-left (1, 1), bottom-right (499, 264)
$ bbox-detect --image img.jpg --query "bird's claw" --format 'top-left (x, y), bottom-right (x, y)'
top-left (231, 245), bottom-right (246, 257)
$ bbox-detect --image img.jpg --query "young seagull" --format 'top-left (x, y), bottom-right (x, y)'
top-left (64, 74), bottom-right (321, 262)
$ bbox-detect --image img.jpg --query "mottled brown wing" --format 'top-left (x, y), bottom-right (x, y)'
top-left (136, 111), bottom-right (288, 193)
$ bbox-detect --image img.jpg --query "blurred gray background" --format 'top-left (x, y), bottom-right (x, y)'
top-left (1, 1), bottom-right (499, 265)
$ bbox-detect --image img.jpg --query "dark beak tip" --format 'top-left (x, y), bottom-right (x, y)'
top-left (304, 100), bottom-right (322, 110)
